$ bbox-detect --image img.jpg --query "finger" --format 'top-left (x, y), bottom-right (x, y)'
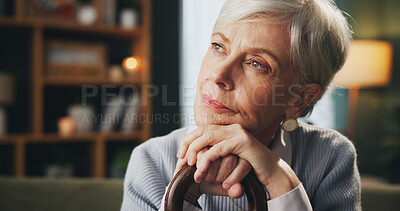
top-left (193, 147), bottom-right (207, 176)
top-left (194, 147), bottom-right (210, 183)
top-left (197, 139), bottom-right (236, 173)
top-left (222, 158), bottom-right (252, 190)
top-left (215, 154), bottom-right (238, 183)
top-left (177, 126), bottom-right (205, 159)
top-left (227, 183), bottom-right (245, 198)
top-left (197, 158), bottom-right (221, 184)
top-left (186, 128), bottom-right (232, 166)
top-left (174, 158), bottom-right (187, 175)
top-left (196, 147), bottom-right (208, 167)
top-left (186, 130), bottom-right (215, 166)
top-left (198, 183), bottom-right (229, 197)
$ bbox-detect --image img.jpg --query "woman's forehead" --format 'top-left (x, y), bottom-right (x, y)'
top-left (213, 20), bottom-right (291, 67)
top-left (213, 20), bottom-right (289, 44)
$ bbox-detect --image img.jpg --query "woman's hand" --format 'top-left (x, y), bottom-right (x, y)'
top-left (176, 124), bottom-right (301, 199)
top-left (175, 149), bottom-right (251, 199)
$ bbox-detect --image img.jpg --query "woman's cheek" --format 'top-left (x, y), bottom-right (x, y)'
top-left (249, 86), bottom-right (271, 107)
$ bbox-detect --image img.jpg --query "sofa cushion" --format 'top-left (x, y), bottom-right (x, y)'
top-left (361, 178), bottom-right (400, 211)
top-left (0, 177), bottom-right (123, 211)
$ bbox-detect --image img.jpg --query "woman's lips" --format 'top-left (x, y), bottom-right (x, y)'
top-left (202, 94), bottom-right (235, 112)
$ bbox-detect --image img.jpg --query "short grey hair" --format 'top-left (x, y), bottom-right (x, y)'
top-left (214, 0), bottom-right (352, 116)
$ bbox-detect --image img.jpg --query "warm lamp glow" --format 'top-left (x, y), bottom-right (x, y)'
top-left (123, 56), bottom-right (140, 72)
top-left (58, 117), bottom-right (76, 137)
top-left (334, 40), bottom-right (393, 88)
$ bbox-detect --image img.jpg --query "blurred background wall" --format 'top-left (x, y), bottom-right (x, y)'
top-left (341, 0), bottom-right (400, 182)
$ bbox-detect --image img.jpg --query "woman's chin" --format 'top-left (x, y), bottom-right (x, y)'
top-left (194, 111), bottom-right (237, 126)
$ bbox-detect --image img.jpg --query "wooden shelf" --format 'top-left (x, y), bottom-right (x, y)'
top-left (0, 131), bottom-right (143, 143)
top-left (29, 131), bottom-right (143, 142)
top-left (0, 134), bottom-right (25, 143)
top-left (0, 0), bottom-right (152, 178)
top-left (43, 76), bottom-right (142, 86)
top-left (0, 17), bottom-right (141, 38)
top-left (0, 130), bottom-right (143, 178)
top-left (0, 16), bottom-right (32, 27)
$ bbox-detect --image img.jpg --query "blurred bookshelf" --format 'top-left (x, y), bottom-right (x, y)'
top-left (43, 75), bottom-right (141, 86)
top-left (0, 0), bottom-right (152, 178)
top-left (0, 17), bottom-right (142, 38)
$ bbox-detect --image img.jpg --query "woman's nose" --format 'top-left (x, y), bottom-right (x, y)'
top-left (210, 61), bottom-right (235, 91)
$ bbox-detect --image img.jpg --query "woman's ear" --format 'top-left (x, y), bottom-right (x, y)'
top-left (286, 83), bottom-right (322, 118)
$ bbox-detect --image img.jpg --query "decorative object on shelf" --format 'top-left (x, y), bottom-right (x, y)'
top-left (99, 95), bottom-right (125, 132)
top-left (26, 0), bottom-right (77, 21)
top-left (99, 91), bottom-right (141, 133)
top-left (121, 91), bottom-right (141, 132)
top-left (122, 56), bottom-right (140, 73)
top-left (120, 8), bottom-right (138, 29)
top-left (44, 163), bottom-right (74, 178)
top-left (103, 0), bottom-right (116, 26)
top-left (333, 40), bottom-right (393, 140)
top-left (46, 40), bottom-right (107, 78)
top-left (0, 72), bottom-right (15, 136)
top-left (108, 65), bottom-right (124, 82)
top-left (58, 116), bottom-right (76, 136)
top-left (76, 2), bottom-right (98, 25)
top-left (68, 105), bottom-right (95, 133)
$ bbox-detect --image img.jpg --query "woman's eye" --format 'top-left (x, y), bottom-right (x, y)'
top-left (211, 43), bottom-right (224, 52)
top-left (251, 60), bottom-right (268, 71)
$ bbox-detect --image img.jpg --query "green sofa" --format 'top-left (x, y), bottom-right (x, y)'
top-left (0, 177), bottom-right (399, 211)
top-left (0, 177), bottom-right (123, 211)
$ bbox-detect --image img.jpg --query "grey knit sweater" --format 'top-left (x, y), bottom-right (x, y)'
top-left (121, 123), bottom-right (361, 210)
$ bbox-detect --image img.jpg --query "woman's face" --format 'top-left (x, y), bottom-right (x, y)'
top-left (194, 20), bottom-right (301, 140)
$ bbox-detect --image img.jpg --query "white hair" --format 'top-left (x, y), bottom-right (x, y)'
top-left (214, 0), bottom-right (352, 116)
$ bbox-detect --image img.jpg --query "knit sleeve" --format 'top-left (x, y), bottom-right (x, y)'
top-left (121, 138), bottom-right (167, 211)
top-left (311, 139), bottom-right (361, 211)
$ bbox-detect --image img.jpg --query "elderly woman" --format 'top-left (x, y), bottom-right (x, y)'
top-left (121, 0), bottom-right (360, 210)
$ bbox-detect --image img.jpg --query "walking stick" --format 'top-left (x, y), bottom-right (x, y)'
top-left (165, 165), bottom-right (268, 211)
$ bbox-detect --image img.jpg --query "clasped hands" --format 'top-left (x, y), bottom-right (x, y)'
top-left (174, 124), bottom-right (300, 205)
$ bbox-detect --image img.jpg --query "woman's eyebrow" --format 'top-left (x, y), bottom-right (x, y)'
top-left (211, 32), bottom-right (230, 44)
top-left (212, 32), bottom-right (281, 69)
top-left (248, 48), bottom-right (281, 69)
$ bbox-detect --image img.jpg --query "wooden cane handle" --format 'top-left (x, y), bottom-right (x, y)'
top-left (165, 165), bottom-right (267, 211)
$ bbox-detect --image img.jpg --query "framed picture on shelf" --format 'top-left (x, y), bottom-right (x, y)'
top-left (45, 40), bottom-right (107, 78)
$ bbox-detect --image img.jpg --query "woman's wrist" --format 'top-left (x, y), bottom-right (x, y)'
top-left (263, 159), bottom-right (300, 199)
